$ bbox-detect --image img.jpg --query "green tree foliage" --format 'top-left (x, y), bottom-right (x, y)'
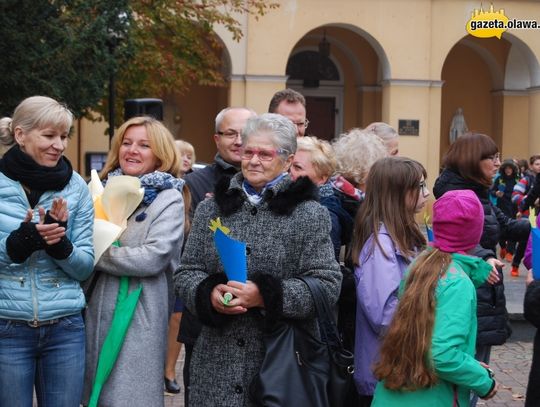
top-left (0, 0), bottom-right (133, 118)
top-left (0, 0), bottom-right (277, 122)
top-left (108, 0), bottom-right (278, 124)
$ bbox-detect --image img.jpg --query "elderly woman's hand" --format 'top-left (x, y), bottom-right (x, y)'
top-left (226, 281), bottom-right (265, 309)
top-left (211, 281), bottom-right (265, 314)
top-left (211, 284), bottom-right (247, 315)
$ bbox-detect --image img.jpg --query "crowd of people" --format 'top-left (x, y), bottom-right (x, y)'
top-left (0, 90), bottom-right (539, 407)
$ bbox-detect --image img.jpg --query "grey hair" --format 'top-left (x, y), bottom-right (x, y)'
top-left (364, 122), bottom-right (398, 142)
top-left (0, 96), bottom-right (73, 147)
top-left (214, 107), bottom-right (256, 133)
top-left (242, 113), bottom-right (297, 159)
top-left (332, 128), bottom-right (387, 187)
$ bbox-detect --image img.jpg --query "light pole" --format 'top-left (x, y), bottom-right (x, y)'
top-left (106, 11), bottom-right (129, 146)
top-left (108, 39), bottom-right (118, 146)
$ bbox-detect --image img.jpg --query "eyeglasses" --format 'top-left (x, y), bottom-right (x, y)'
top-left (419, 180), bottom-right (430, 197)
top-left (216, 130), bottom-right (241, 140)
top-left (241, 147), bottom-right (289, 161)
top-left (292, 119), bottom-right (309, 129)
top-left (483, 153), bottom-right (501, 163)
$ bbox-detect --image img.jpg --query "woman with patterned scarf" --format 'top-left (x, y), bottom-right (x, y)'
top-left (82, 116), bottom-right (186, 406)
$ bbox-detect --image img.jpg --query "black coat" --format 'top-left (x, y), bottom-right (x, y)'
top-left (184, 154), bottom-right (239, 213)
top-left (434, 168), bottom-right (530, 346)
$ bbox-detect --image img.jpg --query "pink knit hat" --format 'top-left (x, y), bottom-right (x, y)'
top-left (431, 189), bottom-right (484, 254)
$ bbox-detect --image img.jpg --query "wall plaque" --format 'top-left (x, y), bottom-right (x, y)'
top-left (398, 119), bottom-right (419, 136)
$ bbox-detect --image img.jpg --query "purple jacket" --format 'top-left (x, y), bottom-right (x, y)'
top-left (524, 234), bottom-right (532, 270)
top-left (353, 224), bottom-right (413, 396)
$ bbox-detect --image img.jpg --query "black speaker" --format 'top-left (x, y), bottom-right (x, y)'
top-left (124, 98), bottom-right (163, 121)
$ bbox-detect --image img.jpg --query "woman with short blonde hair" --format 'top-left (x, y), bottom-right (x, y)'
top-left (0, 96), bottom-right (93, 406)
top-left (290, 136), bottom-right (336, 185)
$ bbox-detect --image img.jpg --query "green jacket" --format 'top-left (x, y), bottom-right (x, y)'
top-left (372, 253), bottom-right (495, 406)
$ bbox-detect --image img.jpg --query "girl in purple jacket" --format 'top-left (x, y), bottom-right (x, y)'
top-left (350, 157), bottom-right (429, 406)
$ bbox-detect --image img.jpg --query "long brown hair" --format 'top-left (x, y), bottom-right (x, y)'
top-left (350, 157), bottom-right (427, 264)
top-left (182, 184), bottom-right (192, 235)
top-left (374, 248), bottom-right (452, 390)
top-left (443, 132), bottom-right (498, 187)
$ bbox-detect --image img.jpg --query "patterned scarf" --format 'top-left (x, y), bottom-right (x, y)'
top-left (242, 172), bottom-right (288, 206)
top-left (319, 181), bottom-right (334, 198)
top-left (106, 168), bottom-right (185, 206)
top-left (330, 175), bottom-right (365, 201)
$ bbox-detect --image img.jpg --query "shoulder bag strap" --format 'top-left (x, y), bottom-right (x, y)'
top-left (298, 276), bottom-right (342, 347)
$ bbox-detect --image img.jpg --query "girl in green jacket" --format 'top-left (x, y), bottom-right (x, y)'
top-left (372, 189), bottom-right (499, 406)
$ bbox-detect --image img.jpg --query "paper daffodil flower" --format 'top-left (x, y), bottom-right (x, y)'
top-left (87, 169), bottom-right (144, 264)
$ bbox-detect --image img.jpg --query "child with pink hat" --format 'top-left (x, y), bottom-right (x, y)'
top-left (372, 189), bottom-right (499, 406)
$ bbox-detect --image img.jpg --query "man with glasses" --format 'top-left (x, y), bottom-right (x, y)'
top-left (268, 88), bottom-right (309, 137)
top-left (180, 106), bottom-right (255, 406)
top-left (184, 107), bottom-right (256, 210)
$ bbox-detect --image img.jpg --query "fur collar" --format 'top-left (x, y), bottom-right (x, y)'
top-left (214, 174), bottom-right (319, 216)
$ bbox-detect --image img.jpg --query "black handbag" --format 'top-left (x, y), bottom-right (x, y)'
top-left (249, 276), bottom-right (354, 407)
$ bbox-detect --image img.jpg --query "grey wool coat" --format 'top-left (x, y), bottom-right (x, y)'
top-left (83, 189), bottom-right (184, 407)
top-left (174, 174), bottom-right (342, 407)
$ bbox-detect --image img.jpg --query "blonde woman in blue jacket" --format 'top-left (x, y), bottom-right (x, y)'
top-left (0, 96), bottom-right (94, 407)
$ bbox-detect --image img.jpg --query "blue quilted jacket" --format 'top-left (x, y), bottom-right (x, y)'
top-left (0, 171), bottom-right (94, 321)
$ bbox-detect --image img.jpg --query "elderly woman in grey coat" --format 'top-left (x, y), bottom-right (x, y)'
top-left (82, 117), bottom-right (185, 406)
top-left (175, 113), bottom-right (342, 407)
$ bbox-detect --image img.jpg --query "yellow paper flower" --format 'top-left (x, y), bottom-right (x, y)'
top-left (209, 217), bottom-right (231, 235)
top-left (87, 170), bottom-right (144, 264)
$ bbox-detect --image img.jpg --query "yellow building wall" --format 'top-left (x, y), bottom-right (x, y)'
top-left (71, 0), bottom-right (540, 176)
top-left (165, 85), bottom-right (229, 164)
top-left (381, 80), bottom-right (442, 187)
top-left (501, 94), bottom-right (530, 160)
top-left (530, 90), bottom-right (540, 156)
top-left (441, 43), bottom-right (494, 158)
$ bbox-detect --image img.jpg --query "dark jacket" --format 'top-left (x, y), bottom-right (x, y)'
top-left (434, 168), bottom-right (530, 346)
top-left (184, 154), bottom-right (240, 212)
top-left (319, 186), bottom-right (360, 352)
top-left (490, 161), bottom-right (519, 218)
top-left (180, 154), bottom-right (240, 344)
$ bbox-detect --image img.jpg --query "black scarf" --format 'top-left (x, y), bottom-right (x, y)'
top-left (0, 145), bottom-right (73, 206)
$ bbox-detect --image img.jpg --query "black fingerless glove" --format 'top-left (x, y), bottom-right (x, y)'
top-left (43, 211), bottom-right (73, 260)
top-left (44, 211), bottom-right (67, 229)
top-left (6, 222), bottom-right (45, 263)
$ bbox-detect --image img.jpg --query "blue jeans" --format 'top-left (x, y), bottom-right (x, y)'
top-left (0, 313), bottom-right (85, 407)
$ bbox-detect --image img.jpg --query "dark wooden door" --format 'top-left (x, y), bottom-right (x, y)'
top-left (305, 96), bottom-right (336, 141)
